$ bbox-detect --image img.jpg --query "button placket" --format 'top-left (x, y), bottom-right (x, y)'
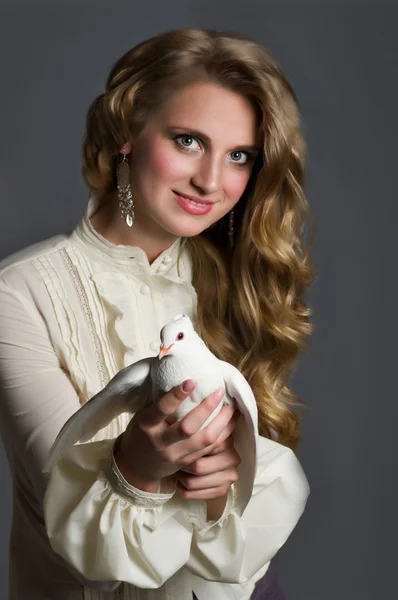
top-left (147, 277), bottom-right (166, 355)
top-left (149, 340), bottom-right (160, 352)
top-left (151, 253), bottom-right (174, 276)
top-left (135, 277), bottom-right (161, 356)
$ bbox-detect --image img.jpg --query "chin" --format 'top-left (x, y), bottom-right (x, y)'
top-left (164, 218), bottom-right (215, 239)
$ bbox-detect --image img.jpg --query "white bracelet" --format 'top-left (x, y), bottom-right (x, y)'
top-left (104, 435), bottom-right (176, 509)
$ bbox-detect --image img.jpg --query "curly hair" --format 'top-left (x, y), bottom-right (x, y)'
top-left (82, 28), bottom-right (316, 450)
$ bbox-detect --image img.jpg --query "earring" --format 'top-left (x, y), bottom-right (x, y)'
top-left (228, 208), bottom-right (234, 249)
top-left (117, 153), bottom-right (135, 227)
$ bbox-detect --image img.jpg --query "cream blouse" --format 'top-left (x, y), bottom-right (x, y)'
top-left (0, 197), bottom-right (310, 600)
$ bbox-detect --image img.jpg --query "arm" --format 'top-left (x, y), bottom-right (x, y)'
top-left (0, 280), bottom-right (122, 591)
top-left (43, 437), bottom-right (193, 588)
top-left (0, 280), bottom-right (189, 589)
top-left (185, 435), bottom-right (310, 583)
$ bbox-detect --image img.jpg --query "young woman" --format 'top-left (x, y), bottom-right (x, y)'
top-left (0, 28), bottom-right (315, 599)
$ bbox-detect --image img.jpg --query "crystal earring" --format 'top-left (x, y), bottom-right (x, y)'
top-left (117, 153), bottom-right (135, 227)
top-left (228, 208), bottom-right (234, 249)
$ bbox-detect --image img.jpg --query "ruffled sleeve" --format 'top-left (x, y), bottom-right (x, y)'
top-left (185, 435), bottom-right (310, 583)
top-left (0, 279), bottom-right (121, 592)
top-left (43, 438), bottom-right (195, 588)
top-left (44, 432), bottom-right (309, 589)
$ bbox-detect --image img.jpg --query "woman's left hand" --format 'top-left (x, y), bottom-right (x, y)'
top-left (175, 411), bottom-right (241, 500)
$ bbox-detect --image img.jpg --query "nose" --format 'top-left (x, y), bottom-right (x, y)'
top-left (190, 154), bottom-right (223, 195)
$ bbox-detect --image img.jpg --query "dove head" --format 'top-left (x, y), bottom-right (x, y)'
top-left (158, 314), bottom-right (200, 360)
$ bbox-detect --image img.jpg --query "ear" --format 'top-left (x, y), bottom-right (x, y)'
top-left (120, 141), bottom-right (133, 155)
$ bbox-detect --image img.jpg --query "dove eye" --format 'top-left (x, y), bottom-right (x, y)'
top-left (176, 332), bottom-right (184, 341)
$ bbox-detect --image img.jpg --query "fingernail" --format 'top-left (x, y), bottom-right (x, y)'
top-left (215, 386), bottom-right (225, 398)
top-left (181, 379), bottom-right (195, 393)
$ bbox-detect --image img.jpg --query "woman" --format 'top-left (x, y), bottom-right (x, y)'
top-left (0, 28), bottom-right (315, 599)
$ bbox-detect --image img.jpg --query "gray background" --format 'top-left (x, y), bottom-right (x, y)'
top-left (0, 0), bottom-right (397, 598)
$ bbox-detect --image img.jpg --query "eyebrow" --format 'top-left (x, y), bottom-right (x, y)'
top-left (168, 125), bottom-right (261, 153)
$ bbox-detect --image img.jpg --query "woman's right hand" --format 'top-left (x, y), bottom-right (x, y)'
top-left (113, 379), bottom-right (237, 493)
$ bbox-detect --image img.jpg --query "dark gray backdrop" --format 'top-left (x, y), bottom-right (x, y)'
top-left (0, 1), bottom-right (396, 598)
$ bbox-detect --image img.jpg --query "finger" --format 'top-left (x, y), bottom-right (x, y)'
top-left (176, 481), bottom-right (230, 501)
top-left (208, 437), bottom-right (233, 455)
top-left (178, 386), bottom-right (226, 436)
top-left (205, 415), bottom-right (240, 455)
top-left (141, 380), bottom-right (196, 427)
top-left (178, 404), bottom-right (238, 464)
top-left (178, 470), bottom-right (235, 491)
top-left (178, 468), bottom-right (238, 491)
top-left (180, 438), bottom-right (233, 473)
top-left (161, 386), bottom-right (226, 444)
top-left (181, 447), bottom-right (241, 477)
top-left (184, 438), bottom-right (231, 465)
top-left (199, 409), bottom-right (240, 455)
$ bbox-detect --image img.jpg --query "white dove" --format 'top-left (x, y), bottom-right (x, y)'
top-left (44, 314), bottom-right (258, 515)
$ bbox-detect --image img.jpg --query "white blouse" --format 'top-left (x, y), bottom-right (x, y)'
top-left (0, 197), bottom-right (310, 600)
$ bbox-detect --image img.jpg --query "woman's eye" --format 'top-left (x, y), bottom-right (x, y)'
top-left (173, 134), bottom-right (251, 165)
top-left (228, 150), bottom-right (249, 165)
top-left (174, 135), bottom-right (200, 152)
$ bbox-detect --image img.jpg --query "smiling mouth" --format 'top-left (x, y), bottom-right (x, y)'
top-left (173, 191), bottom-right (214, 206)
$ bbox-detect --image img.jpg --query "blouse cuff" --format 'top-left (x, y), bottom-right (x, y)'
top-left (188, 483), bottom-right (237, 538)
top-left (104, 435), bottom-right (176, 509)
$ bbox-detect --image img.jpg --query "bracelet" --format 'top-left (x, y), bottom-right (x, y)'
top-left (104, 435), bottom-right (176, 509)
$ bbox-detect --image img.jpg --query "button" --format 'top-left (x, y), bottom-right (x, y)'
top-left (140, 284), bottom-right (150, 295)
top-left (156, 264), bottom-right (167, 272)
top-left (124, 350), bottom-right (136, 365)
top-left (162, 255), bottom-right (172, 264)
top-left (149, 341), bottom-right (160, 352)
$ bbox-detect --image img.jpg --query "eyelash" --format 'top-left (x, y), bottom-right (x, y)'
top-left (172, 133), bottom-right (253, 166)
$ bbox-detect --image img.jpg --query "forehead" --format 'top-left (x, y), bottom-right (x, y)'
top-left (153, 80), bottom-right (261, 147)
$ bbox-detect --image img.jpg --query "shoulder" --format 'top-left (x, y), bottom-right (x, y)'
top-left (0, 234), bottom-right (68, 277)
top-left (0, 234), bottom-right (69, 311)
top-left (0, 234), bottom-right (70, 292)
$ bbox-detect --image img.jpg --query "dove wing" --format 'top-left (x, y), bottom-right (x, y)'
top-left (44, 357), bottom-right (155, 473)
top-left (219, 360), bottom-right (258, 517)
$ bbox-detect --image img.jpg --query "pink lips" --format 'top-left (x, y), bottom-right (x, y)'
top-left (173, 191), bottom-right (214, 215)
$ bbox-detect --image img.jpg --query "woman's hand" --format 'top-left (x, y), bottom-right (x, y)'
top-left (114, 380), bottom-right (237, 493)
top-left (175, 415), bottom-right (241, 501)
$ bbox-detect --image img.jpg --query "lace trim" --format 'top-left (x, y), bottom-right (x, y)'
top-left (62, 249), bottom-right (127, 599)
top-left (104, 435), bottom-right (176, 508)
top-left (61, 248), bottom-right (108, 389)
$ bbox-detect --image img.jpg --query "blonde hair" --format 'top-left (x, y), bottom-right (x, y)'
top-left (82, 28), bottom-right (316, 450)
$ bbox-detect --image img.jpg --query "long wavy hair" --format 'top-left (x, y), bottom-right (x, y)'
top-left (82, 28), bottom-right (316, 450)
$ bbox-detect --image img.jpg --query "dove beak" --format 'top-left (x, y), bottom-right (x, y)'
top-left (158, 343), bottom-right (173, 360)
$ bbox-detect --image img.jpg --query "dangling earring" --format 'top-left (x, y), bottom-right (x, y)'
top-left (117, 153), bottom-right (135, 227)
top-left (228, 208), bottom-right (234, 249)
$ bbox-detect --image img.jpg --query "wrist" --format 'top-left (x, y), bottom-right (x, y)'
top-left (205, 492), bottom-right (229, 521)
top-left (113, 435), bottom-right (160, 493)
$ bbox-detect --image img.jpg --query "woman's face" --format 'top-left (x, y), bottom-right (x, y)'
top-left (122, 79), bottom-right (261, 241)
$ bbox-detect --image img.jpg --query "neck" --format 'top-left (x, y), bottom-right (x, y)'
top-left (90, 192), bottom-right (180, 264)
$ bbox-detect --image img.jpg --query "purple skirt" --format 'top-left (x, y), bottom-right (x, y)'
top-left (192, 564), bottom-right (286, 599)
top-left (250, 563), bottom-right (287, 599)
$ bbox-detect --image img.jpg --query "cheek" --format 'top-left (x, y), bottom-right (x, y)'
top-left (224, 170), bottom-right (252, 200)
top-left (151, 145), bottom-right (190, 183)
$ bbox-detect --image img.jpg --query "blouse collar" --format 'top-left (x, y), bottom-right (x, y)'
top-left (69, 193), bottom-right (192, 282)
